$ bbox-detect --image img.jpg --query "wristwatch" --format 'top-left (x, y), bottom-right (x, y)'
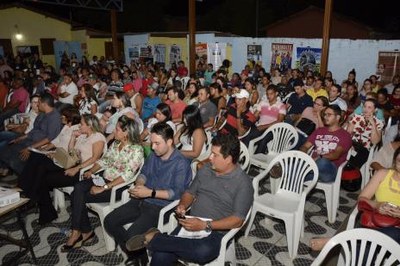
top-left (103, 184), bottom-right (110, 190)
top-left (205, 221), bottom-right (212, 232)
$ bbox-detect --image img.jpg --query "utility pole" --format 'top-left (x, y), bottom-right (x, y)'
top-left (321, 0), bottom-right (333, 75)
top-left (189, 0), bottom-right (196, 75)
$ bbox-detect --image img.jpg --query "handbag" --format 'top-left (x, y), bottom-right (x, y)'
top-left (357, 200), bottom-right (400, 228)
top-left (53, 147), bottom-right (80, 169)
top-left (296, 118), bottom-right (316, 136)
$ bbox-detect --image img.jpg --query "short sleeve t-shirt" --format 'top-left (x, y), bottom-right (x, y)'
top-left (167, 100), bottom-right (187, 121)
top-left (11, 87), bottom-right (29, 113)
top-left (307, 127), bottom-right (352, 167)
top-left (255, 100), bottom-right (286, 126)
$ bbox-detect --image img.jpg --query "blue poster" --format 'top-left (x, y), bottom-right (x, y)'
top-left (296, 47), bottom-right (322, 73)
top-left (53, 41), bottom-right (82, 71)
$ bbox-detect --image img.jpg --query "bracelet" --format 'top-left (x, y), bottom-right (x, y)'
top-left (151, 188), bottom-right (156, 198)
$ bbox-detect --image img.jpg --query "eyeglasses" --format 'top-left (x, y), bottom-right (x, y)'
top-left (314, 102), bottom-right (322, 106)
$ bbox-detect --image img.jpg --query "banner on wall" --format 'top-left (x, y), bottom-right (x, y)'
top-left (139, 45), bottom-right (154, 66)
top-left (170, 44), bottom-right (181, 67)
top-left (154, 44), bottom-right (166, 67)
top-left (376, 51), bottom-right (400, 86)
top-left (247, 45), bottom-right (262, 68)
top-left (207, 43), bottom-right (226, 70)
top-left (270, 43), bottom-right (293, 74)
top-left (53, 41), bottom-right (82, 70)
top-left (195, 43), bottom-right (208, 67)
top-left (128, 45), bottom-right (140, 64)
top-left (295, 46), bottom-right (321, 73)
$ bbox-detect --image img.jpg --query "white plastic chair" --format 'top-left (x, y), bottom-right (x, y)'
top-left (53, 164), bottom-right (95, 212)
top-left (312, 228), bottom-right (400, 266)
top-left (155, 200), bottom-right (252, 266)
top-left (314, 161), bottom-right (347, 224)
top-left (360, 144), bottom-right (379, 190)
top-left (247, 122), bottom-right (298, 173)
top-left (86, 162), bottom-right (144, 251)
top-left (244, 150), bottom-right (319, 259)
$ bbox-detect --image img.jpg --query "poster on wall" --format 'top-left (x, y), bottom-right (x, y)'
top-left (295, 46), bottom-right (321, 73)
top-left (376, 51), bottom-right (400, 86)
top-left (139, 45), bottom-right (154, 66)
top-left (207, 43), bottom-right (227, 70)
top-left (128, 45), bottom-right (140, 64)
top-left (247, 45), bottom-right (262, 68)
top-left (195, 43), bottom-right (208, 68)
top-left (170, 45), bottom-right (181, 67)
top-left (53, 41), bottom-right (82, 70)
top-left (270, 43), bottom-right (293, 74)
top-left (154, 44), bottom-right (166, 67)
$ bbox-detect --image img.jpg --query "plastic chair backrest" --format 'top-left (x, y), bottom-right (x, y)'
top-left (239, 141), bottom-right (250, 171)
top-left (272, 151), bottom-right (318, 195)
top-left (266, 122), bottom-right (298, 153)
top-left (312, 228), bottom-right (400, 266)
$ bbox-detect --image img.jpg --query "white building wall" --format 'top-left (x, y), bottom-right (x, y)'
top-left (123, 33), bottom-right (399, 84)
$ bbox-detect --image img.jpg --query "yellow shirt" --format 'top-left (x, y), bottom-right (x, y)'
top-left (375, 170), bottom-right (400, 206)
top-left (306, 88), bottom-right (328, 101)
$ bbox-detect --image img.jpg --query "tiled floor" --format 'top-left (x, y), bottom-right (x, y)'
top-left (0, 170), bottom-right (358, 265)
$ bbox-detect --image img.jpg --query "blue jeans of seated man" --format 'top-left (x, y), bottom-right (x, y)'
top-left (104, 198), bottom-right (163, 252)
top-left (0, 131), bottom-right (21, 150)
top-left (149, 227), bottom-right (223, 266)
top-left (305, 158), bottom-right (337, 183)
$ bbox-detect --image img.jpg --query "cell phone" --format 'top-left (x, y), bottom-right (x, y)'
top-left (175, 212), bottom-right (186, 220)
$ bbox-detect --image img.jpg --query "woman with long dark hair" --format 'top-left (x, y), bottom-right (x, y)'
top-left (174, 105), bottom-right (206, 159)
top-left (77, 83), bottom-right (98, 115)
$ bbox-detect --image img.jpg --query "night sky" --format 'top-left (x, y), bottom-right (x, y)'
top-left (3, 0), bottom-right (400, 37)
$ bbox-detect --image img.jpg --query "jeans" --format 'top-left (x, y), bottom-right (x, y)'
top-left (70, 178), bottom-right (125, 233)
top-left (104, 198), bottom-right (163, 252)
top-left (149, 227), bottom-right (223, 266)
top-left (0, 138), bottom-right (33, 173)
top-left (305, 158), bottom-right (337, 183)
top-left (0, 131), bottom-right (20, 150)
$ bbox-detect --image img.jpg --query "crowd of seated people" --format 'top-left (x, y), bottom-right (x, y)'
top-left (0, 51), bottom-right (400, 264)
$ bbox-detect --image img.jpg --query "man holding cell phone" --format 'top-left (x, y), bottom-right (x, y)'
top-left (125, 134), bottom-right (254, 265)
top-left (104, 122), bottom-right (192, 265)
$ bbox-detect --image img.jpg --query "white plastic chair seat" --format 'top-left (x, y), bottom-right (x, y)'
top-left (255, 192), bottom-right (302, 215)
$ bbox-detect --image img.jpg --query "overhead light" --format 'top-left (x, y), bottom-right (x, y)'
top-left (14, 24), bottom-right (23, 41)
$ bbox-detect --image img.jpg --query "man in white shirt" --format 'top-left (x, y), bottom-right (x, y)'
top-left (328, 84), bottom-right (347, 113)
top-left (58, 74), bottom-right (78, 105)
